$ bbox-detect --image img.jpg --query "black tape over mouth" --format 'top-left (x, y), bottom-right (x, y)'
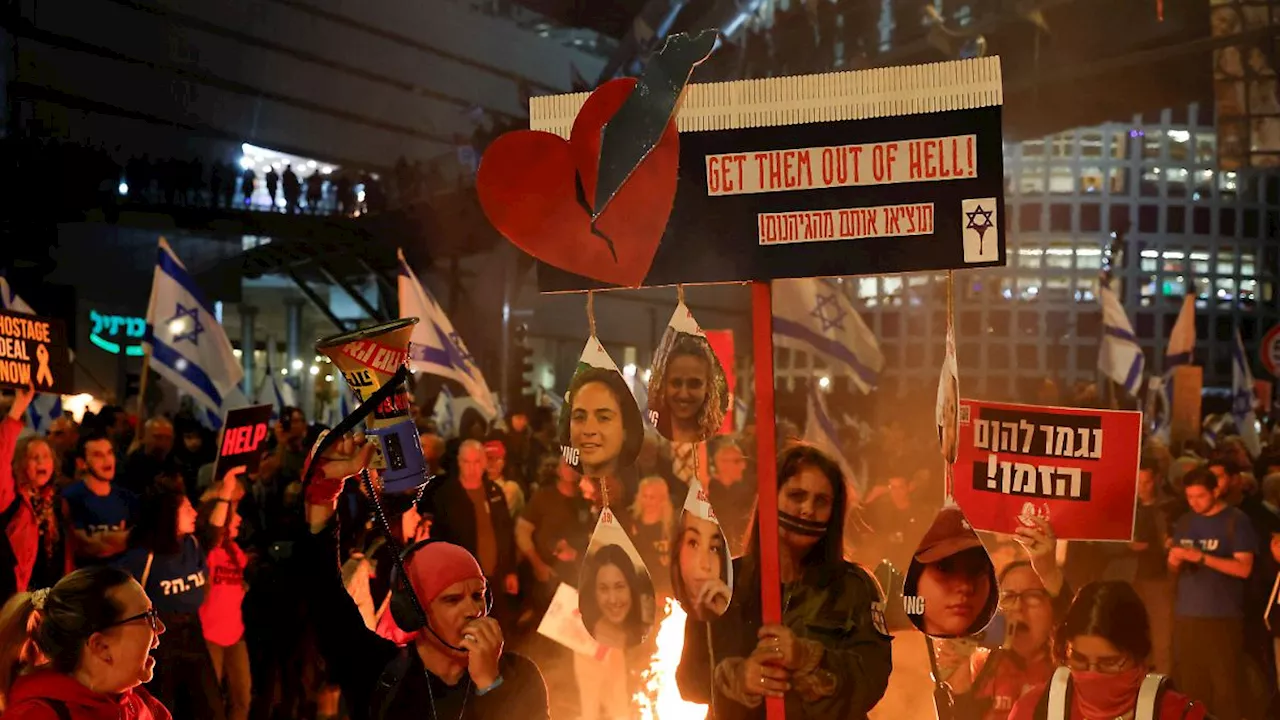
top-left (779, 511), bottom-right (827, 537)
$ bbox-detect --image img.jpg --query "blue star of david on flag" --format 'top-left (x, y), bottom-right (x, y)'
top-left (810, 291), bottom-right (847, 333)
top-left (446, 330), bottom-right (475, 366)
top-left (166, 303), bottom-right (205, 344)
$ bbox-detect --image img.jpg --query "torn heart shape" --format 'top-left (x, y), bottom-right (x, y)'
top-left (476, 78), bottom-right (679, 288)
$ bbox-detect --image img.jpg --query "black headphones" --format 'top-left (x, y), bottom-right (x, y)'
top-left (388, 537), bottom-right (494, 652)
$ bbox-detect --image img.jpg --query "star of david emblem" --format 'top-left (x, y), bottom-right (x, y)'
top-left (166, 303), bottom-right (204, 345)
top-left (1232, 390), bottom-right (1253, 417)
top-left (965, 204), bottom-right (995, 253)
top-left (447, 330), bottom-right (474, 366)
top-left (810, 292), bottom-right (846, 333)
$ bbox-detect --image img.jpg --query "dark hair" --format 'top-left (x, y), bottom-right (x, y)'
top-left (1052, 581), bottom-right (1151, 666)
top-left (669, 514), bottom-right (733, 621)
top-left (0, 566), bottom-right (135, 707)
top-left (707, 435), bottom-right (743, 476)
top-left (579, 543), bottom-right (649, 646)
top-left (1207, 456), bottom-right (1242, 477)
top-left (74, 430), bottom-right (113, 460)
top-left (558, 367), bottom-right (644, 472)
top-left (1138, 455), bottom-right (1161, 474)
top-left (744, 443), bottom-right (848, 568)
top-left (1182, 466), bottom-right (1218, 494)
top-left (131, 485), bottom-right (190, 555)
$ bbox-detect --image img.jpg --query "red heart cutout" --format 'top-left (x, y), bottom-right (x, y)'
top-left (477, 78), bottom-right (679, 288)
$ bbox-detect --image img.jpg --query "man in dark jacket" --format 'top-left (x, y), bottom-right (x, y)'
top-left (422, 440), bottom-right (519, 632)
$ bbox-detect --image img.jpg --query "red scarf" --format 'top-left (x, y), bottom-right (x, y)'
top-left (1071, 666), bottom-right (1145, 719)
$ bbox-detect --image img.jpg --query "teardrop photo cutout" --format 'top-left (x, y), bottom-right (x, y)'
top-left (579, 507), bottom-right (657, 648)
top-left (904, 505), bottom-right (998, 639)
top-left (673, 479), bottom-right (734, 622)
top-left (646, 302), bottom-right (729, 444)
top-left (559, 337), bottom-right (644, 477)
top-left (936, 326), bottom-right (960, 465)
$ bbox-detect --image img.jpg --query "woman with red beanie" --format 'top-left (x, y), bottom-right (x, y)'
top-left (301, 433), bottom-right (549, 720)
top-left (0, 565), bottom-right (170, 719)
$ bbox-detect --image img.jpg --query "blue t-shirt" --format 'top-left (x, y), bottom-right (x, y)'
top-left (116, 536), bottom-right (208, 615)
top-left (1172, 505), bottom-right (1257, 618)
top-left (61, 481), bottom-right (138, 564)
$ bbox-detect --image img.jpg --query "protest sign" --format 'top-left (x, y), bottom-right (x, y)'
top-left (213, 404), bottom-right (273, 485)
top-left (522, 58), bottom-right (1006, 292)
top-left (537, 582), bottom-right (613, 661)
top-left (952, 399), bottom-right (1143, 541)
top-left (0, 309), bottom-right (72, 394)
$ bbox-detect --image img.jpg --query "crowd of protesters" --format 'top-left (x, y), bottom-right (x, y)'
top-left (0, 374), bottom-right (1274, 719)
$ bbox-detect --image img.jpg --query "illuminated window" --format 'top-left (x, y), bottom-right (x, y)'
top-left (1167, 129), bottom-right (1191, 162)
top-left (1017, 247), bottom-right (1043, 268)
top-left (1049, 166), bottom-right (1074, 194)
top-left (1193, 169), bottom-right (1213, 199)
top-left (1190, 247), bottom-right (1210, 275)
top-left (857, 278), bottom-right (877, 298)
top-left (1219, 170), bottom-right (1239, 201)
top-left (1166, 167), bottom-right (1188, 197)
top-left (1195, 134), bottom-right (1216, 163)
top-left (1161, 249), bottom-right (1186, 273)
top-left (1076, 247), bottom-right (1103, 270)
top-left (1110, 131), bottom-right (1128, 159)
top-left (1215, 278), bottom-right (1237, 301)
top-left (1143, 130), bottom-right (1164, 160)
top-left (1050, 134), bottom-right (1073, 158)
top-left (1080, 166), bottom-right (1105, 193)
top-left (1020, 166), bottom-right (1046, 194)
top-left (1046, 274), bottom-right (1072, 294)
top-left (1045, 244), bottom-right (1074, 269)
top-left (1241, 251), bottom-right (1255, 276)
top-left (1017, 277), bottom-right (1041, 300)
top-left (1193, 277), bottom-right (1211, 300)
top-left (883, 276), bottom-right (903, 296)
top-left (1022, 140), bottom-right (1045, 158)
top-left (1140, 167), bottom-right (1161, 197)
top-left (1108, 168), bottom-right (1127, 194)
top-left (1217, 247), bottom-right (1236, 275)
top-left (1140, 275), bottom-right (1158, 306)
top-left (1163, 275), bottom-right (1188, 296)
top-left (1076, 276), bottom-right (1099, 303)
top-left (1081, 132), bottom-right (1104, 158)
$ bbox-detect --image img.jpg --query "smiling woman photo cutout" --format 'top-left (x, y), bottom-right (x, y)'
top-left (558, 339), bottom-right (644, 480)
top-left (577, 508), bottom-right (655, 649)
top-left (646, 303), bottom-right (728, 445)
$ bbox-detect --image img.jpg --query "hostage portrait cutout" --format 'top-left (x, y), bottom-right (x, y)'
top-left (672, 479), bottom-right (734, 621)
top-left (558, 338), bottom-right (645, 479)
top-left (646, 302), bottom-right (730, 444)
top-left (904, 505), bottom-right (998, 638)
top-left (579, 508), bottom-right (656, 648)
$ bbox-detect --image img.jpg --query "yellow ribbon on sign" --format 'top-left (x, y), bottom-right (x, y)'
top-left (35, 344), bottom-right (53, 388)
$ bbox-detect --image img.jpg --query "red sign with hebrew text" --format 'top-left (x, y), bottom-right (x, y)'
top-left (952, 399), bottom-right (1143, 542)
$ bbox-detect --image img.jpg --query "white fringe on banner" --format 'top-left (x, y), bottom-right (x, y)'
top-left (529, 57), bottom-right (1003, 139)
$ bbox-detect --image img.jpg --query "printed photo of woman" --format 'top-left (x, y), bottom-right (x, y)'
top-left (559, 365), bottom-right (644, 480)
top-left (672, 511), bottom-right (732, 621)
top-left (578, 542), bottom-right (654, 649)
top-left (647, 306), bottom-right (729, 445)
top-left (903, 506), bottom-right (998, 638)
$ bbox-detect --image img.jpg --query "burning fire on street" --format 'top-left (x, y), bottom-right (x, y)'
top-left (635, 599), bottom-right (708, 720)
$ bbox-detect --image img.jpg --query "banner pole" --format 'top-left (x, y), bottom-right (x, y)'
top-left (750, 280), bottom-right (784, 720)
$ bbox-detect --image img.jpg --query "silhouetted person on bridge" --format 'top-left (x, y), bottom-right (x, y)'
top-left (241, 168), bottom-right (256, 206)
top-left (282, 164), bottom-right (301, 214)
top-left (305, 173), bottom-right (324, 214)
top-left (265, 167), bottom-right (280, 210)
top-left (335, 174), bottom-right (354, 216)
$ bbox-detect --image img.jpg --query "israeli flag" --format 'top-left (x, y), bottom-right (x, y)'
top-left (397, 249), bottom-right (496, 418)
top-left (0, 276), bottom-right (64, 431)
top-left (144, 238), bottom-right (244, 416)
top-left (1231, 329), bottom-right (1262, 457)
top-left (433, 385), bottom-right (456, 438)
top-left (1153, 294), bottom-right (1197, 440)
top-left (773, 278), bottom-right (883, 394)
top-left (256, 372), bottom-right (297, 420)
top-left (802, 384), bottom-right (862, 502)
top-left (1098, 279), bottom-right (1145, 397)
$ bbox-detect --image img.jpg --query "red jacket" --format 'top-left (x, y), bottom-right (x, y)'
top-left (0, 416), bottom-right (39, 592)
top-left (5, 670), bottom-right (171, 720)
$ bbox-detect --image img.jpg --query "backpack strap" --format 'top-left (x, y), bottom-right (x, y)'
top-left (370, 647), bottom-right (415, 720)
top-left (140, 551), bottom-right (155, 589)
top-left (40, 698), bottom-right (72, 720)
top-left (1045, 666), bottom-right (1072, 720)
top-left (1135, 673), bottom-right (1167, 720)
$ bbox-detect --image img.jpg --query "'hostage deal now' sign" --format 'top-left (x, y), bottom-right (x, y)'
top-left (952, 399), bottom-right (1143, 542)
top-left (0, 309), bottom-right (73, 395)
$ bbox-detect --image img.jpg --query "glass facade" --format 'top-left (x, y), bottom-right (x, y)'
top-left (797, 103), bottom-right (1280, 400)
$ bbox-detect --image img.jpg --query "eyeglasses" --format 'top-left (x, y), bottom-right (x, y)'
top-left (100, 608), bottom-right (162, 633)
top-left (1065, 652), bottom-right (1129, 674)
top-left (998, 589), bottom-right (1051, 610)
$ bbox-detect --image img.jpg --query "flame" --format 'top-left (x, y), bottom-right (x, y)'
top-left (635, 599), bottom-right (708, 720)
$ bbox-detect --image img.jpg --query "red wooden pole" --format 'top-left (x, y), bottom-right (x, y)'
top-left (750, 281), bottom-right (784, 720)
